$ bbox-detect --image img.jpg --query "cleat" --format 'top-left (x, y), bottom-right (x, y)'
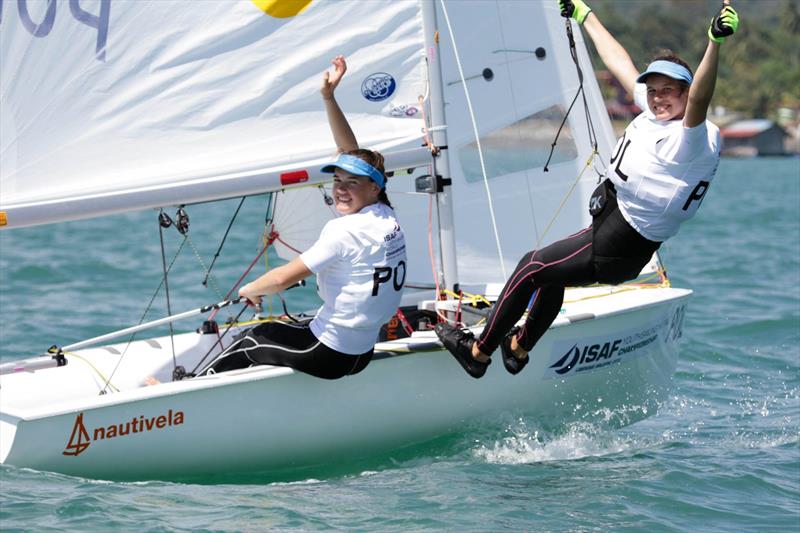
top-left (435, 323), bottom-right (489, 379)
top-left (501, 326), bottom-right (529, 375)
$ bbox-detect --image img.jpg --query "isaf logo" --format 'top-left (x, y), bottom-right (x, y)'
top-left (545, 324), bottom-right (661, 379)
top-left (550, 339), bottom-right (622, 375)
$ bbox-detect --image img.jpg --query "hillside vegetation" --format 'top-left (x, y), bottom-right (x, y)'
top-left (585, 0), bottom-right (799, 118)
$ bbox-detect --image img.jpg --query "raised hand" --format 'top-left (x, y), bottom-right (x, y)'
top-left (708, 4), bottom-right (739, 43)
top-left (558, 0), bottom-right (592, 24)
top-left (321, 55), bottom-right (347, 100)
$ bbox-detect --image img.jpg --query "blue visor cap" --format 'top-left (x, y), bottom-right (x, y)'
top-left (321, 154), bottom-right (385, 188)
top-left (636, 60), bottom-right (693, 85)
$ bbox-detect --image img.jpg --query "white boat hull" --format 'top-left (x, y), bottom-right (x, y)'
top-left (0, 287), bottom-right (690, 481)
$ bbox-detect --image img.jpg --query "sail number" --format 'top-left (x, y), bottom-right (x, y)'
top-left (1, 0), bottom-right (111, 61)
top-left (372, 261), bottom-right (406, 296)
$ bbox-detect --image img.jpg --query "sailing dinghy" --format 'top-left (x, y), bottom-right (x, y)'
top-left (0, 0), bottom-right (690, 481)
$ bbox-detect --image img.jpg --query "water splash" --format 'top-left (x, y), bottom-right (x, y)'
top-left (474, 418), bottom-right (641, 465)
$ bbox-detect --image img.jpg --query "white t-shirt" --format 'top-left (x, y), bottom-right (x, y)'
top-left (299, 202), bottom-right (406, 355)
top-left (608, 84), bottom-right (721, 242)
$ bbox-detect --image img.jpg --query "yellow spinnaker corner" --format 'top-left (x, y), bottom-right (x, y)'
top-left (252, 0), bottom-right (312, 18)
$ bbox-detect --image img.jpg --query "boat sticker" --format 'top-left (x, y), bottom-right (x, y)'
top-left (63, 409), bottom-right (185, 457)
top-left (362, 73), bottom-right (396, 102)
top-left (544, 322), bottom-right (666, 380)
top-left (387, 104), bottom-right (419, 117)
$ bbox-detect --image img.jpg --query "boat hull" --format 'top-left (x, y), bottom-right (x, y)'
top-left (0, 288), bottom-right (690, 481)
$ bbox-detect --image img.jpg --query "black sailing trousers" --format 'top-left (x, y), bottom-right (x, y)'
top-left (476, 182), bottom-right (661, 356)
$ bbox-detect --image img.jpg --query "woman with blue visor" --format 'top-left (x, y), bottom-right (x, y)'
top-left (437, 0), bottom-right (739, 378)
top-left (210, 56), bottom-right (406, 379)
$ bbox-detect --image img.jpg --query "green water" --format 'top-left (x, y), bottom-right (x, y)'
top-left (1, 157), bottom-right (798, 532)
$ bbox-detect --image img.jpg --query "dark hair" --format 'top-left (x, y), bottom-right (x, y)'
top-left (344, 148), bottom-right (392, 208)
top-left (651, 49), bottom-right (693, 90)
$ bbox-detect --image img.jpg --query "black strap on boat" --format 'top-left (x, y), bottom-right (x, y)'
top-left (544, 17), bottom-right (599, 172)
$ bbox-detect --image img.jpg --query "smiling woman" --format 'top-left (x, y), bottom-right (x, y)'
top-left (204, 56), bottom-right (406, 380)
top-left (325, 151), bottom-right (391, 215)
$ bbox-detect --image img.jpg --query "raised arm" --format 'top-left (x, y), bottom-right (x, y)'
top-left (321, 55), bottom-right (358, 153)
top-left (683, 4), bottom-right (739, 128)
top-left (560, 0), bottom-right (639, 95)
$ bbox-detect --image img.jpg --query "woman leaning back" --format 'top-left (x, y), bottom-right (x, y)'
top-left (208, 56), bottom-right (407, 380)
top-left (436, 0), bottom-right (739, 378)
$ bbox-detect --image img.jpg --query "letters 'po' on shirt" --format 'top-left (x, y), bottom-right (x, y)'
top-left (608, 84), bottom-right (721, 242)
top-left (299, 202), bottom-right (406, 355)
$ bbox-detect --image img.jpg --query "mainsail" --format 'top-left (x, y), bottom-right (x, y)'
top-left (2, 0), bottom-right (619, 288)
top-left (0, 0), bottom-right (428, 228)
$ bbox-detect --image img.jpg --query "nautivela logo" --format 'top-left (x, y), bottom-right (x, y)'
top-left (545, 324), bottom-right (662, 379)
top-left (63, 409), bottom-right (185, 456)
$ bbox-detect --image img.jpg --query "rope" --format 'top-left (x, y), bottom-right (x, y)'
top-left (65, 351), bottom-right (120, 394)
top-left (187, 235), bottom-right (224, 302)
top-left (439, 0), bottom-right (507, 280)
top-left (535, 149), bottom-right (597, 248)
top-left (537, 16), bottom-right (605, 247)
top-left (100, 237), bottom-right (187, 393)
top-left (157, 209), bottom-right (180, 378)
top-left (203, 196), bottom-right (246, 288)
top-left (208, 242), bottom-right (269, 321)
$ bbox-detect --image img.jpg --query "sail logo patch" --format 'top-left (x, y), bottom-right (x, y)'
top-left (63, 409), bottom-right (185, 456)
top-left (361, 73), bottom-right (396, 102)
top-left (544, 323), bottom-right (663, 379)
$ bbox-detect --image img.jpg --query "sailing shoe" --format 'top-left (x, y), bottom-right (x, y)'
top-left (435, 323), bottom-right (490, 379)
top-left (501, 326), bottom-right (529, 375)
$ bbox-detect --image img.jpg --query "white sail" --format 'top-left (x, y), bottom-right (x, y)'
top-left (0, 0), bottom-right (429, 229)
top-left (267, 1), bottom-right (619, 288)
top-left (392, 1), bottom-right (619, 286)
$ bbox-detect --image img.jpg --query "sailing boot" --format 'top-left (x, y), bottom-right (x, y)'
top-left (500, 326), bottom-right (529, 375)
top-left (434, 323), bottom-right (490, 379)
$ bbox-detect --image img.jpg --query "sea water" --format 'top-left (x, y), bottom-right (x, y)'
top-left (0, 157), bottom-right (798, 532)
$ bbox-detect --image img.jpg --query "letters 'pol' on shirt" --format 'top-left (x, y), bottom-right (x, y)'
top-left (300, 202), bottom-right (406, 354)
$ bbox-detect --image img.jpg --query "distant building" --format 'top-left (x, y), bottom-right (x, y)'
top-left (720, 119), bottom-right (788, 157)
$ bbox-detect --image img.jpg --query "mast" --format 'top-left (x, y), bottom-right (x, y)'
top-left (421, 0), bottom-right (460, 292)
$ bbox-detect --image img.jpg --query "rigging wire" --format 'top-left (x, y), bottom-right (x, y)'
top-left (157, 209), bottom-right (180, 379)
top-left (187, 235), bottom-right (224, 302)
top-left (543, 17), bottom-right (600, 172)
top-left (535, 15), bottom-right (606, 248)
top-left (203, 196), bottom-right (246, 287)
top-left (100, 236), bottom-right (187, 393)
top-left (439, 0), bottom-right (507, 281)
